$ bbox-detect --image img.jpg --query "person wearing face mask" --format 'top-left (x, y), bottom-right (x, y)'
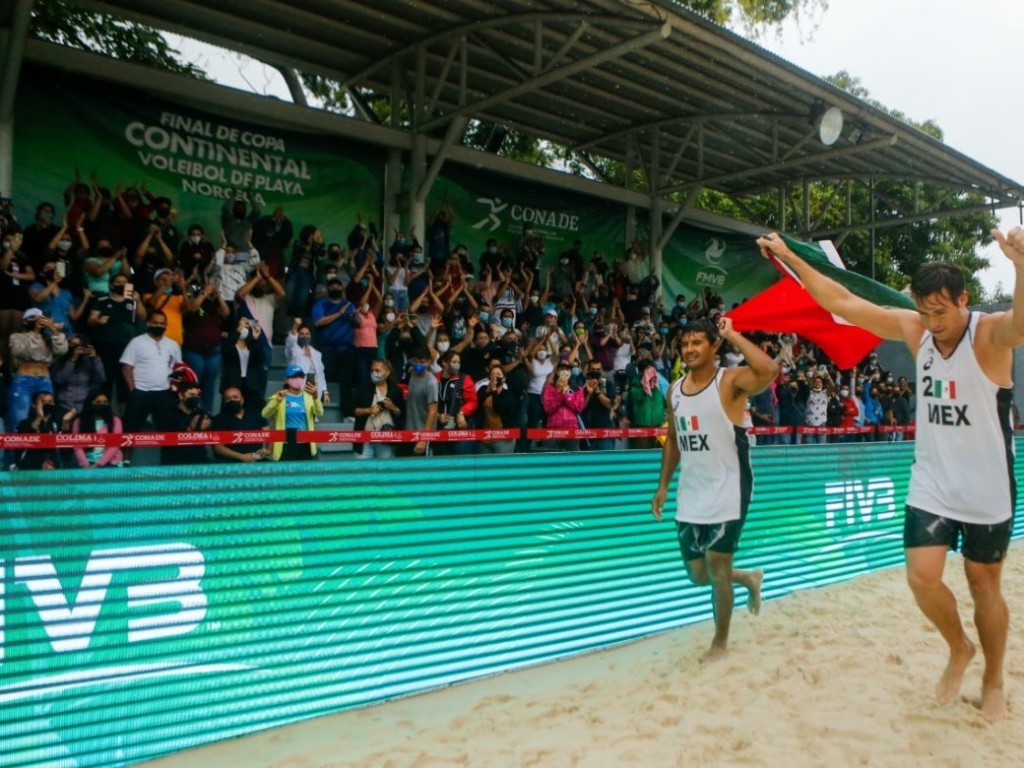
top-left (210, 387), bottom-right (269, 463)
top-left (434, 350), bottom-right (478, 456)
top-left (143, 268), bottom-right (187, 345)
top-left (29, 258), bottom-right (87, 332)
top-left (377, 294), bottom-right (399, 354)
top-left (20, 202), bottom-right (59, 268)
top-left (285, 318), bottom-right (328, 404)
top-left (119, 310), bottom-right (182, 465)
top-left (838, 381), bottom-right (861, 442)
top-left (353, 359), bottom-right (406, 459)
top-left (523, 337), bottom-right (555, 449)
top-left (158, 383), bottom-right (213, 466)
top-left (252, 205), bottom-right (294, 280)
top-left (84, 237), bottom-right (131, 296)
top-left (51, 333), bottom-right (106, 414)
top-left (8, 308), bottom-right (69, 432)
top-left (311, 274), bottom-right (362, 416)
top-left (403, 348), bottom-right (439, 456)
top-left (262, 363), bottom-right (324, 461)
top-left (235, 262), bottom-right (285, 352)
top-left (88, 274), bottom-right (145, 402)
top-left (1, 231), bottom-right (35, 366)
top-left (220, 317), bottom-right (268, 411)
top-left (802, 373), bottom-right (830, 444)
top-left (71, 390), bottom-right (123, 469)
top-left (776, 373), bottom-right (807, 445)
top-left (541, 360), bottom-right (585, 451)
top-left (176, 225), bottom-right (215, 286)
top-left (286, 225), bottom-right (324, 316)
top-left (352, 268), bottom-right (384, 384)
top-left (479, 238), bottom-right (506, 277)
top-left (220, 191), bottom-right (262, 252)
top-left (146, 196), bottom-right (180, 255)
top-left (13, 389), bottom-right (74, 470)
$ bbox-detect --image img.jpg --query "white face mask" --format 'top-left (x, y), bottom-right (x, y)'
top-left (384, 298), bottom-right (394, 307)
top-left (361, 303), bottom-right (370, 313)
top-left (437, 341), bottom-right (450, 353)
top-left (189, 235), bottom-right (202, 245)
top-left (537, 351), bottom-right (548, 361)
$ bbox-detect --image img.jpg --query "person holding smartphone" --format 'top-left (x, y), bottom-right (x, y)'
top-left (352, 358), bottom-right (405, 459)
top-left (261, 363), bottom-right (324, 461)
top-left (29, 257), bottom-right (88, 332)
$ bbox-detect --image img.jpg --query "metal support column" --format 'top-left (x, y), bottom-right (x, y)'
top-left (0, 0), bottom-right (33, 197)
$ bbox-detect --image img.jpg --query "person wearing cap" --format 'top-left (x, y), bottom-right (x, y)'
top-left (143, 268), bottom-right (186, 345)
top-left (262, 362), bottom-right (324, 461)
top-left (534, 306), bottom-right (567, 359)
top-left (311, 274), bottom-right (361, 416)
top-left (7, 307), bottom-right (69, 434)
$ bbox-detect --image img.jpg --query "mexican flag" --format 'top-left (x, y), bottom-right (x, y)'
top-left (727, 236), bottom-right (916, 369)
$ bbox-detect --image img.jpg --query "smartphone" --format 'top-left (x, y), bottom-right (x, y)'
top-left (305, 371), bottom-right (317, 385)
top-left (55, 261), bottom-right (66, 279)
top-left (124, 282), bottom-right (134, 299)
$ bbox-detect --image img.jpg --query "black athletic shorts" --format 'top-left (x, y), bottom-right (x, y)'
top-left (903, 505), bottom-right (1013, 565)
top-left (676, 518), bottom-right (744, 561)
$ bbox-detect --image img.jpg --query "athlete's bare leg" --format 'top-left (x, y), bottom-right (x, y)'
top-left (906, 546), bottom-right (977, 706)
top-left (964, 558), bottom-right (1009, 722)
top-left (684, 559), bottom-right (762, 612)
top-left (702, 551), bottom-right (736, 662)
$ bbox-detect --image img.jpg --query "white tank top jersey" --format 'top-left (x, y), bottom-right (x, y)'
top-left (906, 312), bottom-right (1016, 524)
top-left (669, 367), bottom-right (753, 524)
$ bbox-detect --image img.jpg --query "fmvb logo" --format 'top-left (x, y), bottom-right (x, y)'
top-left (695, 238), bottom-right (728, 288)
top-left (0, 543), bottom-right (207, 662)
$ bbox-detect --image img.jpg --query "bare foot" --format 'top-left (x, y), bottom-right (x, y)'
top-left (700, 644), bottom-right (728, 664)
top-left (980, 685), bottom-right (1008, 723)
top-left (936, 640), bottom-right (977, 706)
top-left (747, 570), bottom-right (764, 615)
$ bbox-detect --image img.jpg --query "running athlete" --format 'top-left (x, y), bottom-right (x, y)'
top-left (758, 228), bottom-right (1024, 721)
top-left (652, 316), bottom-right (779, 662)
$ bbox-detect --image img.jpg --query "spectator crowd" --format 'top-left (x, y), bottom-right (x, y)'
top-left (0, 174), bottom-right (919, 469)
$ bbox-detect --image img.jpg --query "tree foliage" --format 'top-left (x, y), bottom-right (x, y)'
top-left (705, 71), bottom-right (996, 299)
top-left (29, 0), bottom-right (206, 80)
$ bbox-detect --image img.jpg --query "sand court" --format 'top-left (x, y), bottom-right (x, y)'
top-left (145, 553), bottom-right (1024, 768)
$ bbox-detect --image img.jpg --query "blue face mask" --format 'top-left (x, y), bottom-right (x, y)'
top-left (479, 312), bottom-right (490, 323)
top-left (412, 362), bottom-right (427, 375)
top-left (571, 366), bottom-right (581, 377)
top-left (501, 317), bottom-right (513, 328)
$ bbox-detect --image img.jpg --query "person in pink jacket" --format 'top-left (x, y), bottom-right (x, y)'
top-left (72, 390), bottom-right (124, 468)
top-left (541, 359), bottom-right (584, 451)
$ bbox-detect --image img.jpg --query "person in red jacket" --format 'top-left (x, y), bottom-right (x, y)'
top-left (435, 349), bottom-right (478, 455)
top-left (838, 381), bottom-right (861, 442)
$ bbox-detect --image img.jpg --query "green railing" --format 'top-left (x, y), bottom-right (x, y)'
top-left (1, 442), bottom-right (1018, 767)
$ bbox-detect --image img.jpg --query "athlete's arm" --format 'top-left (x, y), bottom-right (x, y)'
top-left (756, 233), bottom-right (920, 345)
top-left (651, 395), bottom-right (680, 522)
top-left (987, 227), bottom-right (1024, 348)
top-left (718, 317), bottom-right (778, 398)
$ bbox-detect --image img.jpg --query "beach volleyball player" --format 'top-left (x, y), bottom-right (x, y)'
top-left (652, 317), bottom-right (778, 662)
top-left (758, 227), bottom-right (1024, 721)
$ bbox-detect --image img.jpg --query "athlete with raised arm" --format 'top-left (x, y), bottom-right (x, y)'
top-left (652, 316), bottom-right (779, 662)
top-left (758, 228), bottom-right (1024, 721)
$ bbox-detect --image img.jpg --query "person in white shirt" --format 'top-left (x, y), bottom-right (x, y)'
top-left (284, 317), bottom-right (329, 404)
top-left (119, 310), bottom-right (181, 464)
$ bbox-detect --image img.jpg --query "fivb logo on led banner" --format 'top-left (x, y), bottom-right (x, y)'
top-left (0, 543), bottom-right (207, 662)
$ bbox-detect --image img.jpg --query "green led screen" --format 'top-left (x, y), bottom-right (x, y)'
top-left (2, 442), bottom-right (1020, 767)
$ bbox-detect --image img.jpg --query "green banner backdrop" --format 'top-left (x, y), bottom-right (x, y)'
top-left (3, 442), bottom-right (1019, 768)
top-left (661, 222), bottom-right (782, 308)
top-left (428, 166), bottom-right (627, 265)
top-left (12, 65), bottom-right (384, 246)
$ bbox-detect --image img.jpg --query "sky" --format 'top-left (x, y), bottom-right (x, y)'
top-left (170, 0), bottom-right (1024, 293)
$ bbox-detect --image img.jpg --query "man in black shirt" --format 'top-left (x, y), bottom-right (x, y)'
top-left (580, 359), bottom-right (618, 451)
top-left (158, 383), bottom-right (212, 465)
top-left (211, 386), bottom-right (269, 462)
